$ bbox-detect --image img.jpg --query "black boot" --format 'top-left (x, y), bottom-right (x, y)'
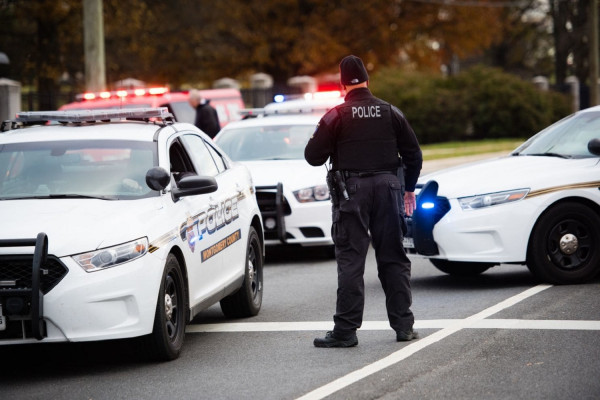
top-left (314, 331), bottom-right (358, 348)
top-left (396, 329), bottom-right (419, 342)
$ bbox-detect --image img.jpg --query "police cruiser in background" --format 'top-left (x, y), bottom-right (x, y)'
top-left (0, 108), bottom-right (264, 360)
top-left (215, 93), bottom-right (343, 254)
top-left (404, 106), bottom-right (600, 284)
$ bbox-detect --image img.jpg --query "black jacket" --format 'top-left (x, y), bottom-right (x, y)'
top-left (194, 100), bottom-right (221, 138)
top-left (304, 87), bottom-right (422, 191)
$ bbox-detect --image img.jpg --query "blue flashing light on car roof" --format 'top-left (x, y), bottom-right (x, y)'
top-left (273, 95), bottom-right (285, 103)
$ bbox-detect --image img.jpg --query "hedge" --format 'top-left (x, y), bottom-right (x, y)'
top-left (369, 65), bottom-right (572, 144)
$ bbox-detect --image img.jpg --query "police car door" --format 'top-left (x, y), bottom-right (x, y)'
top-left (179, 133), bottom-right (244, 305)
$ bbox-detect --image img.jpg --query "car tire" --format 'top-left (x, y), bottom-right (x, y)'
top-left (430, 259), bottom-right (495, 276)
top-left (220, 226), bottom-right (263, 318)
top-left (527, 202), bottom-right (600, 284)
top-left (143, 254), bottom-right (187, 361)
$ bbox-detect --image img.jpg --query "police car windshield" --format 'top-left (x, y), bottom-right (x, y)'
top-left (514, 111), bottom-right (600, 158)
top-left (0, 140), bottom-right (157, 200)
top-left (216, 125), bottom-right (314, 161)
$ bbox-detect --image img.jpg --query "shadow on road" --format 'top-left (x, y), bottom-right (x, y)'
top-left (264, 244), bottom-right (335, 264)
top-left (414, 265), bottom-right (566, 290)
top-left (0, 338), bottom-right (147, 379)
top-left (413, 263), bottom-right (600, 291)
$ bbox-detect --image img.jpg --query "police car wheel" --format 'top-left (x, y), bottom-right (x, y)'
top-left (430, 259), bottom-right (494, 277)
top-left (220, 226), bottom-right (263, 318)
top-left (144, 254), bottom-right (187, 361)
top-left (527, 202), bottom-right (600, 285)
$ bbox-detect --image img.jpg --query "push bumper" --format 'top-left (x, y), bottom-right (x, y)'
top-left (0, 237), bottom-right (164, 345)
top-left (257, 183), bottom-right (333, 247)
top-left (0, 233), bottom-right (51, 341)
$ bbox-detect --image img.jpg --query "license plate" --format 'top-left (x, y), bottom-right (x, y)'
top-left (0, 305), bottom-right (5, 331)
top-left (403, 237), bottom-right (414, 249)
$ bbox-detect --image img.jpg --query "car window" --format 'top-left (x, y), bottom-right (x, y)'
top-left (169, 139), bottom-right (196, 183)
top-left (205, 141), bottom-right (227, 173)
top-left (180, 134), bottom-right (220, 177)
top-left (0, 140), bottom-right (157, 199)
top-left (517, 111), bottom-right (600, 158)
top-left (216, 124), bottom-right (314, 161)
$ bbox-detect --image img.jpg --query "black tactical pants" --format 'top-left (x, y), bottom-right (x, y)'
top-left (331, 172), bottom-right (414, 337)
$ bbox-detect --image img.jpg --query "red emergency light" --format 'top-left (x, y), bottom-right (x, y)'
top-left (304, 90), bottom-right (342, 100)
top-left (76, 87), bottom-right (170, 102)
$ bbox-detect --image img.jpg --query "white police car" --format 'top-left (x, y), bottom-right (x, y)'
top-left (405, 106), bottom-right (600, 284)
top-left (0, 108), bottom-right (264, 360)
top-left (214, 95), bottom-right (343, 252)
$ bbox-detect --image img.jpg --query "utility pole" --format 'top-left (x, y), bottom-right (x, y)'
top-left (83, 0), bottom-right (106, 92)
top-left (590, 0), bottom-right (599, 106)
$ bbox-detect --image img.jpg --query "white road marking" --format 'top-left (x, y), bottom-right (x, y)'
top-left (186, 318), bottom-right (600, 333)
top-left (185, 284), bottom-right (599, 400)
top-left (469, 319), bottom-right (600, 330)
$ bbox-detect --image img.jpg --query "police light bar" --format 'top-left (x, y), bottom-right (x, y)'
top-left (304, 91), bottom-right (342, 100)
top-left (238, 108), bottom-right (266, 117)
top-left (263, 98), bottom-right (343, 116)
top-left (76, 87), bottom-right (169, 101)
top-left (272, 91), bottom-right (343, 104)
top-left (15, 108), bottom-right (173, 123)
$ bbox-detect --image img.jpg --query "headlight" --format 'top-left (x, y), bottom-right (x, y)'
top-left (458, 189), bottom-right (529, 210)
top-left (293, 185), bottom-right (330, 202)
top-left (72, 238), bottom-right (148, 272)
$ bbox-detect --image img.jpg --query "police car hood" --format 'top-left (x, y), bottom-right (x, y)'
top-left (0, 198), bottom-right (161, 257)
top-left (242, 160), bottom-right (327, 188)
top-left (419, 155), bottom-right (600, 198)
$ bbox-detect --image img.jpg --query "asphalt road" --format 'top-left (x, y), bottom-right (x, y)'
top-left (1, 246), bottom-right (599, 400)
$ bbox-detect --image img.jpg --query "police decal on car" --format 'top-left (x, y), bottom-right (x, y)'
top-left (201, 229), bottom-right (242, 261)
top-left (179, 193), bottom-right (240, 256)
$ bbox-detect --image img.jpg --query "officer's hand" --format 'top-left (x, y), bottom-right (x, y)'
top-left (404, 191), bottom-right (416, 217)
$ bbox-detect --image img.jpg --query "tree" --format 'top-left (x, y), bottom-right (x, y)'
top-left (485, 0), bottom-right (555, 79)
top-left (392, 0), bottom-right (506, 74)
top-left (0, 0), bottom-right (82, 109)
top-left (193, 0), bottom-right (402, 83)
top-left (0, 0), bottom-right (560, 104)
top-left (194, 0), bottom-right (508, 82)
top-left (551, 0), bottom-right (590, 87)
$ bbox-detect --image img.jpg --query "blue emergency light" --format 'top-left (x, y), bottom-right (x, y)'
top-left (421, 201), bottom-right (435, 209)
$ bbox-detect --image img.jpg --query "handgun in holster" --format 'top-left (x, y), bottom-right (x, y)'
top-left (326, 169), bottom-right (339, 206)
top-left (327, 170), bottom-right (350, 206)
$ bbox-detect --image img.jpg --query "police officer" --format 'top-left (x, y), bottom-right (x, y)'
top-left (305, 55), bottom-right (422, 347)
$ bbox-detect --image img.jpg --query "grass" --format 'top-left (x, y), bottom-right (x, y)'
top-left (421, 138), bottom-right (526, 160)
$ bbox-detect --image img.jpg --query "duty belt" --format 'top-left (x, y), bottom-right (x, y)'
top-left (343, 170), bottom-right (395, 178)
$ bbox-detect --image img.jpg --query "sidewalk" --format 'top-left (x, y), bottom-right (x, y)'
top-left (421, 151), bottom-right (510, 175)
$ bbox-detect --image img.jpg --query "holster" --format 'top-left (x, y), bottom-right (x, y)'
top-left (326, 170), bottom-right (340, 206)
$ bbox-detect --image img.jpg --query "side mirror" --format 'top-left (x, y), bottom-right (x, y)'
top-left (172, 175), bottom-right (218, 200)
top-left (588, 138), bottom-right (600, 156)
top-left (146, 167), bottom-right (170, 191)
